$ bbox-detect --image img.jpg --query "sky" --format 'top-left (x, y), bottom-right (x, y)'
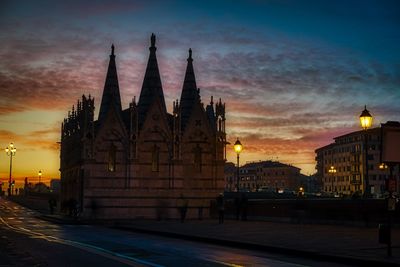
top-left (0, 0), bottom-right (399, 186)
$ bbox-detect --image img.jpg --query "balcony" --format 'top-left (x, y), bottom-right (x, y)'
top-left (350, 178), bottom-right (361, 185)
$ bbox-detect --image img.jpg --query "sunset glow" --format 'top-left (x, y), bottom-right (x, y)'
top-left (1, 0), bottom-right (399, 187)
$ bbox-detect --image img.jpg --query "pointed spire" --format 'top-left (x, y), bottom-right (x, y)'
top-left (179, 48), bottom-right (200, 131)
top-left (151, 33), bottom-right (156, 48)
top-left (137, 34), bottom-right (167, 129)
top-left (98, 44), bottom-right (122, 122)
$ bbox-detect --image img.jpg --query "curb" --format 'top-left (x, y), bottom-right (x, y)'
top-left (37, 214), bottom-right (82, 225)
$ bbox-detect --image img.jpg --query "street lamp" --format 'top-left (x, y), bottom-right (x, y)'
top-left (38, 170), bottom-right (42, 192)
top-left (328, 165), bottom-right (337, 195)
top-left (359, 105), bottom-right (373, 197)
top-left (379, 163), bottom-right (388, 170)
top-left (234, 138), bottom-right (243, 192)
top-left (298, 186), bottom-right (304, 197)
top-left (5, 143), bottom-right (16, 196)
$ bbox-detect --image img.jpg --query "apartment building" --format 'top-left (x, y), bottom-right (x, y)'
top-left (315, 123), bottom-right (399, 197)
top-left (225, 161), bottom-right (301, 192)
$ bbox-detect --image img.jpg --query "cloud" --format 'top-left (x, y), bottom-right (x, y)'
top-left (0, 126), bottom-right (60, 152)
top-left (0, 6), bottom-right (399, 177)
top-left (59, 0), bottom-right (145, 17)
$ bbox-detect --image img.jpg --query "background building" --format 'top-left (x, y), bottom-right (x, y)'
top-left (224, 162), bottom-right (236, 191)
top-left (50, 179), bottom-right (60, 193)
top-left (60, 35), bottom-right (227, 220)
top-left (225, 160), bottom-right (302, 192)
top-left (315, 123), bottom-right (399, 197)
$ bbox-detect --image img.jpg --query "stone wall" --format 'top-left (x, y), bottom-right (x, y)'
top-left (212, 197), bottom-right (400, 225)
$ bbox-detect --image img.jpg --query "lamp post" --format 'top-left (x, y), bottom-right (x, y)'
top-left (233, 138), bottom-right (243, 192)
top-left (328, 165), bottom-right (337, 196)
top-left (38, 170), bottom-right (42, 192)
top-left (359, 105), bottom-right (373, 197)
top-left (298, 186), bottom-right (304, 197)
top-left (5, 143), bottom-right (16, 196)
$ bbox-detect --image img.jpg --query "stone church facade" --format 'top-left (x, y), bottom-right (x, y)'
top-left (60, 34), bottom-right (227, 220)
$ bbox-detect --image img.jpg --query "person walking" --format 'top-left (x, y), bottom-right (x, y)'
top-left (216, 193), bottom-right (225, 224)
top-left (241, 193), bottom-right (248, 221)
top-left (177, 194), bottom-right (188, 223)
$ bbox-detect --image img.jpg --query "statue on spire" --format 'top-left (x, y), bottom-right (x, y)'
top-left (151, 33), bottom-right (156, 47)
top-left (111, 44), bottom-right (115, 56)
top-left (188, 48), bottom-right (192, 59)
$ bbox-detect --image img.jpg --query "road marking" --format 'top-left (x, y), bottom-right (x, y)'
top-left (0, 215), bottom-right (163, 267)
top-left (211, 260), bottom-right (244, 267)
top-left (66, 240), bottom-right (165, 267)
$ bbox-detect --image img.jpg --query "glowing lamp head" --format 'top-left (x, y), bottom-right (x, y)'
top-left (329, 166), bottom-right (336, 173)
top-left (233, 138), bottom-right (243, 154)
top-left (359, 105), bottom-right (373, 130)
top-left (5, 143), bottom-right (16, 154)
top-left (379, 163), bottom-right (388, 170)
top-left (38, 170), bottom-right (42, 177)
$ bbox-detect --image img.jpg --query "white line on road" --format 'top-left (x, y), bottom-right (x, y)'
top-left (0, 214), bottom-right (163, 267)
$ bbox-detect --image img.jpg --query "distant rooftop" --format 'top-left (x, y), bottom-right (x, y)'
top-left (226, 160), bottom-right (300, 170)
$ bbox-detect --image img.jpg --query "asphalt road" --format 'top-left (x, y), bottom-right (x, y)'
top-left (0, 198), bottom-right (351, 267)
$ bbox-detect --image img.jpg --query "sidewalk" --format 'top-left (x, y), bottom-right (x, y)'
top-left (114, 219), bottom-right (400, 266)
top-left (37, 209), bottom-right (400, 266)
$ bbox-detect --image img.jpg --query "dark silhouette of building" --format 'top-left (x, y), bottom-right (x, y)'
top-left (60, 34), bottom-right (227, 220)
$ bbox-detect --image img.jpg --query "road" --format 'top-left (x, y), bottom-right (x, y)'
top-left (0, 198), bottom-right (351, 267)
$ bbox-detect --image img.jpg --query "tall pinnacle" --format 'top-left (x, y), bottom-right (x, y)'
top-left (98, 44), bottom-right (122, 122)
top-left (180, 48), bottom-right (200, 131)
top-left (151, 33), bottom-right (156, 48)
top-left (137, 34), bottom-right (167, 128)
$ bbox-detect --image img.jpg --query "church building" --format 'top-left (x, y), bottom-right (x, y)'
top-left (60, 34), bottom-right (227, 220)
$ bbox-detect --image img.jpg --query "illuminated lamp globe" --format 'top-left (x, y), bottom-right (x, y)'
top-left (359, 105), bottom-right (373, 130)
top-left (233, 139), bottom-right (243, 154)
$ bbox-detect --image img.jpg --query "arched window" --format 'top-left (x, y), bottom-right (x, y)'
top-left (108, 144), bottom-right (116, 172)
top-left (193, 144), bottom-right (202, 172)
top-left (152, 145), bottom-right (160, 172)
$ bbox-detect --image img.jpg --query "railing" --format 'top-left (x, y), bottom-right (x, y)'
top-left (350, 179), bottom-right (362, 185)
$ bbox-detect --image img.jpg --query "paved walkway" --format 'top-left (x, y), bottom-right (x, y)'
top-left (114, 219), bottom-right (400, 266)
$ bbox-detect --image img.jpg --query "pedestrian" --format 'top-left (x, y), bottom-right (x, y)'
top-left (241, 193), bottom-right (248, 221)
top-left (198, 201), bottom-right (203, 220)
top-left (216, 193), bottom-right (225, 224)
top-left (177, 194), bottom-right (188, 223)
top-left (234, 194), bottom-right (241, 220)
top-left (48, 198), bottom-right (57, 215)
top-left (90, 200), bottom-right (98, 220)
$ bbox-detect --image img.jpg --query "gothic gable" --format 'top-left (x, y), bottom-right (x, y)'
top-left (93, 105), bottom-right (129, 174)
top-left (182, 101), bottom-right (214, 143)
top-left (136, 95), bottom-right (172, 175)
